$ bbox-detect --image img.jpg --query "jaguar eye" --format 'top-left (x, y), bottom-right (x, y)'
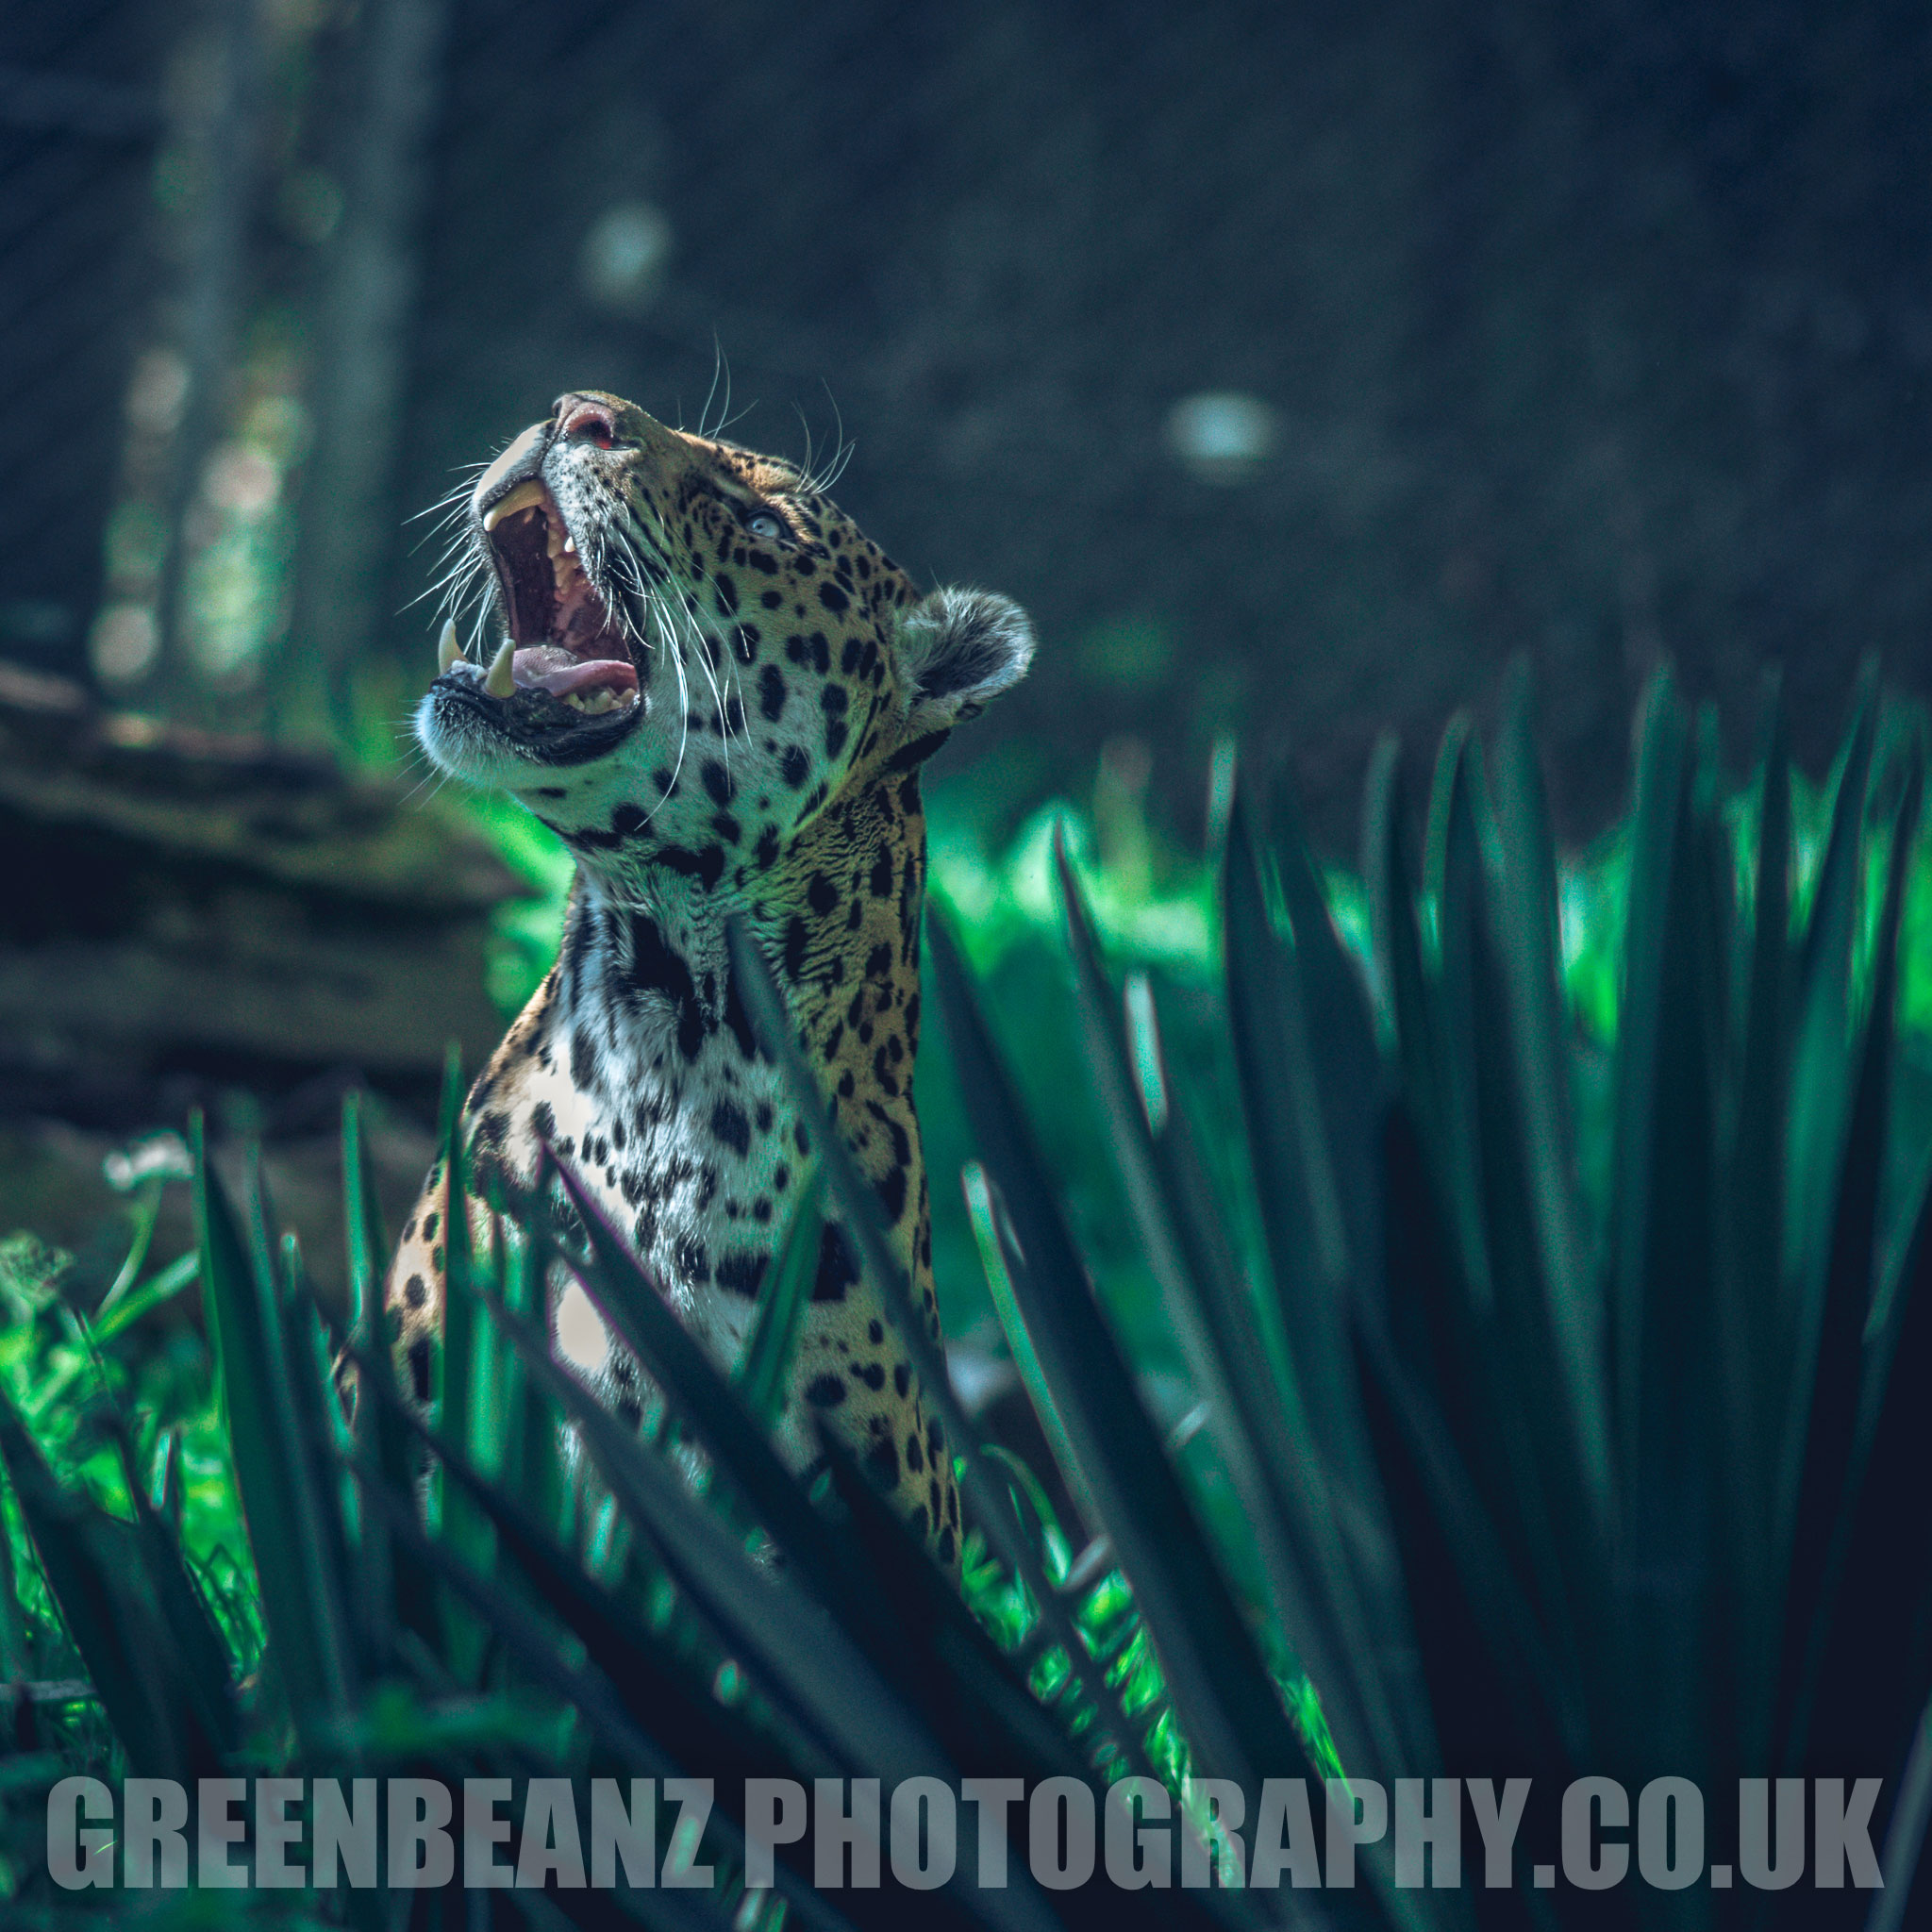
top-left (748, 512), bottom-right (783, 540)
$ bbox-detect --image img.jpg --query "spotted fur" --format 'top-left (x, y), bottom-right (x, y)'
top-left (387, 391), bottom-right (1033, 1564)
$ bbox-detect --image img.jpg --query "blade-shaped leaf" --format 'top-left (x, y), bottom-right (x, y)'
top-left (109, 1423), bottom-right (243, 1764)
top-left (930, 913), bottom-right (1407, 1930)
top-left (1362, 735), bottom-right (1436, 1113)
top-left (341, 1337), bottom-right (804, 1792)
top-left (1263, 766), bottom-right (1387, 1297)
top-left (1424, 715), bottom-right (1491, 1301)
top-left (1366, 1106), bottom-right (1588, 1778)
top-left (1776, 762), bottom-right (1924, 1774)
top-left (192, 1114), bottom-right (356, 1753)
top-left (341, 1087), bottom-right (387, 1341)
top-left (1224, 788), bottom-right (1355, 1461)
top-left (1488, 668), bottom-right (1609, 1524)
top-left (1799, 1149), bottom-right (1932, 1905)
top-left (1721, 675), bottom-right (1791, 1772)
top-left (539, 1160), bottom-right (1145, 1815)
top-left (733, 1168), bottom-right (825, 1429)
top-left (539, 1156), bottom-right (891, 1635)
top-left (0, 1400), bottom-right (212, 1780)
top-left (341, 1455), bottom-right (864, 1932)
top-left (723, 914), bottom-right (1162, 1787)
top-left (1062, 827), bottom-right (1429, 1790)
top-left (964, 1161), bottom-right (1101, 1541)
top-left (1785, 665), bottom-right (1878, 1320)
top-left (1424, 731), bottom-right (1595, 1724)
top-left (481, 1295), bottom-right (1074, 1932)
top-left (1608, 668), bottom-right (1723, 1782)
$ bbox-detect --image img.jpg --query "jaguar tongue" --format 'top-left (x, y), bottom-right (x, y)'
top-left (510, 647), bottom-right (639, 697)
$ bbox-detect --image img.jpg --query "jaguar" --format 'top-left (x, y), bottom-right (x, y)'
top-left (386, 389), bottom-right (1034, 1565)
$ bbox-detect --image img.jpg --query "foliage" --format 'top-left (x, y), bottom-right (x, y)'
top-left (462, 791), bottom-right (579, 1019)
top-left (0, 667), bottom-right (1927, 1929)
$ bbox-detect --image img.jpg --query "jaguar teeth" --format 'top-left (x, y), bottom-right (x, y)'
top-left (484, 640), bottom-right (516, 697)
top-left (564, 687), bottom-right (631, 716)
top-left (437, 619), bottom-right (461, 675)
top-left (482, 480), bottom-right (546, 531)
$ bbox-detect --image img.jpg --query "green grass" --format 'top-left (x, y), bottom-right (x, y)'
top-left (2, 668), bottom-right (1929, 1927)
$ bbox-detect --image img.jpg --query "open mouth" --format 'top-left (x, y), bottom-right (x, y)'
top-left (476, 478), bottom-right (641, 719)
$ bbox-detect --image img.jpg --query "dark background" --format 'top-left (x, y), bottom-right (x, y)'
top-left (6, 0), bottom-right (1931, 844)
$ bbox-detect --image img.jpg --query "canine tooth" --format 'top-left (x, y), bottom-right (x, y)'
top-left (484, 640), bottom-right (516, 697)
top-left (562, 536), bottom-right (575, 554)
top-left (482, 480), bottom-right (546, 532)
top-left (437, 619), bottom-right (461, 674)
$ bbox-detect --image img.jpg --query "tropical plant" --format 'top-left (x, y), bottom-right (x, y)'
top-left (0, 664), bottom-right (1926, 1931)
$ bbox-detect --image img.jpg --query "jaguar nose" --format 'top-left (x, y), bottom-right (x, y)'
top-left (472, 421), bottom-right (547, 517)
top-left (556, 394), bottom-right (620, 448)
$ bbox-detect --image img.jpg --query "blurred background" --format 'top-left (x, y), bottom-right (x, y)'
top-left (3, 0), bottom-right (1930, 1274)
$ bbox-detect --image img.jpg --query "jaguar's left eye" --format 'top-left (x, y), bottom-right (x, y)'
top-left (747, 512), bottom-right (783, 540)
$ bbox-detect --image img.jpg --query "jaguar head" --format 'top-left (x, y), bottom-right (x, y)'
top-left (417, 391), bottom-right (1032, 880)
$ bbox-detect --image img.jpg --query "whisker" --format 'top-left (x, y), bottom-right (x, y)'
top-left (793, 402), bottom-right (816, 492)
top-left (404, 469), bottom-right (485, 525)
top-left (398, 761), bottom-right (448, 807)
top-left (699, 337), bottom-right (725, 441)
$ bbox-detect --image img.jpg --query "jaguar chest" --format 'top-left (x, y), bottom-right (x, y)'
top-left (495, 924), bottom-right (807, 1373)
top-left (454, 863), bottom-right (937, 1476)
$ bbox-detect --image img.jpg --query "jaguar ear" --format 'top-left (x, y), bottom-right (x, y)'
top-left (895, 587), bottom-right (1036, 740)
